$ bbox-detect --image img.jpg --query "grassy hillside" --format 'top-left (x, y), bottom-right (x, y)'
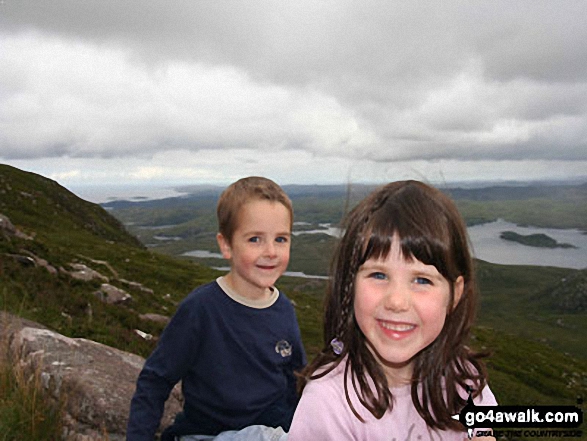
top-left (1, 165), bottom-right (586, 439)
top-left (0, 164), bottom-right (325, 358)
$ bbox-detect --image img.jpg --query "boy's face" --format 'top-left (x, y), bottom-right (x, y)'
top-left (217, 200), bottom-right (291, 300)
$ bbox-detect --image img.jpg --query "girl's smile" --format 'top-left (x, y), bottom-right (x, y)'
top-left (377, 320), bottom-right (417, 339)
top-left (353, 235), bottom-right (463, 385)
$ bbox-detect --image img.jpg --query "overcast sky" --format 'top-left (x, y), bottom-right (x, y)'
top-left (2, 0), bottom-right (587, 195)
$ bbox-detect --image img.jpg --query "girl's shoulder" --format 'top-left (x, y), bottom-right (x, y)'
top-left (460, 381), bottom-right (497, 405)
top-left (305, 358), bottom-right (346, 394)
top-left (453, 360), bottom-right (497, 405)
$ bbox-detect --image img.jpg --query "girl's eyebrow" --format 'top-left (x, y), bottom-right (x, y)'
top-left (358, 260), bottom-right (388, 271)
top-left (409, 263), bottom-right (443, 278)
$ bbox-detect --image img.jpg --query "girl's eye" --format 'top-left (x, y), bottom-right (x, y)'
top-left (369, 272), bottom-right (387, 280)
top-left (275, 236), bottom-right (289, 244)
top-left (414, 277), bottom-right (432, 285)
top-left (248, 236), bottom-right (260, 243)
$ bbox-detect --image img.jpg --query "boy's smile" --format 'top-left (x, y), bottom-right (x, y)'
top-left (217, 200), bottom-right (291, 301)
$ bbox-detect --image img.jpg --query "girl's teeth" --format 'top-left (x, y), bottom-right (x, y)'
top-left (380, 322), bottom-right (415, 332)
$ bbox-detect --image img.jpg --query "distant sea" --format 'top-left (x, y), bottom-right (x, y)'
top-left (68, 184), bottom-right (190, 204)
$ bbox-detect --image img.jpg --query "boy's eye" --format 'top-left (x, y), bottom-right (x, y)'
top-left (275, 236), bottom-right (289, 244)
top-left (248, 236), bottom-right (260, 243)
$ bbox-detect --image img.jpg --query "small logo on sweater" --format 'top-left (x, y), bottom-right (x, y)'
top-left (275, 340), bottom-right (292, 357)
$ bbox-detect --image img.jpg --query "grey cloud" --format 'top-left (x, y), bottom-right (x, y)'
top-left (2, 0), bottom-right (587, 168)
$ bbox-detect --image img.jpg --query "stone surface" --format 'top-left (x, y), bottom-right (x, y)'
top-left (0, 212), bottom-right (34, 240)
top-left (2, 313), bottom-right (182, 440)
top-left (94, 283), bottom-right (133, 305)
top-left (67, 263), bottom-right (110, 283)
top-left (139, 313), bottom-right (170, 325)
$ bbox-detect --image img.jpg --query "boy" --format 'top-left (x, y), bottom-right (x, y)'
top-left (127, 177), bottom-right (306, 441)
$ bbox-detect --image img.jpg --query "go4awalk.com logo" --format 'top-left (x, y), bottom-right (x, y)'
top-left (452, 391), bottom-right (584, 439)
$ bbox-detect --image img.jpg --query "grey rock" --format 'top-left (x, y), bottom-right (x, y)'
top-left (94, 283), bottom-right (132, 305)
top-left (2, 313), bottom-right (182, 440)
top-left (67, 263), bottom-right (109, 283)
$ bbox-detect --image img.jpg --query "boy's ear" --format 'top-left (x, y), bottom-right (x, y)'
top-left (452, 276), bottom-right (465, 309)
top-left (216, 233), bottom-right (232, 260)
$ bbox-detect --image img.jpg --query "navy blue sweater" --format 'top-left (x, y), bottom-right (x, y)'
top-left (127, 280), bottom-right (306, 440)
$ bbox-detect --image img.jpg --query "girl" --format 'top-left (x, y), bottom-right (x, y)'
top-left (288, 180), bottom-right (496, 440)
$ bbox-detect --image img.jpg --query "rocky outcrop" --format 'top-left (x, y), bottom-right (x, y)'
top-left (0, 212), bottom-right (34, 240)
top-left (2, 313), bottom-right (182, 441)
top-left (0, 213), bottom-right (152, 299)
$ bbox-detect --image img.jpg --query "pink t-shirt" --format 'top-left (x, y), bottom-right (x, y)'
top-left (288, 360), bottom-right (496, 441)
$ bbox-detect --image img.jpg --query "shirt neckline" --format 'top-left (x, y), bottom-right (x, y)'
top-left (216, 276), bottom-right (280, 309)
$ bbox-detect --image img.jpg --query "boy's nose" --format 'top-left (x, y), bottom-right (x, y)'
top-left (383, 285), bottom-right (410, 312)
top-left (263, 241), bottom-right (277, 257)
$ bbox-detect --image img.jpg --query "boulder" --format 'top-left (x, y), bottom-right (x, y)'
top-left (120, 279), bottom-right (155, 295)
top-left (139, 313), bottom-right (170, 325)
top-left (67, 263), bottom-right (109, 283)
top-left (22, 249), bottom-right (59, 275)
top-left (2, 313), bottom-right (182, 440)
top-left (0, 213), bottom-right (33, 240)
top-left (94, 283), bottom-right (132, 305)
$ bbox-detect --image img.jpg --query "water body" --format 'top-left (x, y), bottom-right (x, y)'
top-left (467, 219), bottom-right (586, 269)
top-left (184, 220), bottom-right (586, 271)
top-left (183, 250), bottom-right (224, 259)
top-left (292, 223), bottom-right (342, 237)
top-left (70, 184), bottom-right (190, 204)
top-left (292, 220), bottom-right (586, 270)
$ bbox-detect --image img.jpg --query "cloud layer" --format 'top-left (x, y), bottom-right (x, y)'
top-left (1, 0), bottom-right (586, 185)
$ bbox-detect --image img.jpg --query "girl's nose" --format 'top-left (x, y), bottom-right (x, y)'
top-left (383, 285), bottom-right (410, 312)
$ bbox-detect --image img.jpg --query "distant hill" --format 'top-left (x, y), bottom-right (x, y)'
top-left (444, 182), bottom-right (587, 201)
top-left (0, 164), bottom-right (143, 248)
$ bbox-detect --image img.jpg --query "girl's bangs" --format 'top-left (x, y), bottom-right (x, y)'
top-left (359, 201), bottom-right (454, 280)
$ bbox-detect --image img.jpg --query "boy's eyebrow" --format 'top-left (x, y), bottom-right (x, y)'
top-left (241, 230), bottom-right (291, 236)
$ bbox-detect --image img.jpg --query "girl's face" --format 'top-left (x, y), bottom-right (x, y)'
top-left (353, 235), bottom-right (463, 386)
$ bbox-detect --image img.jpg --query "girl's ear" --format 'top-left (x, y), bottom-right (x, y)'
top-left (216, 233), bottom-right (232, 260)
top-left (452, 276), bottom-right (465, 309)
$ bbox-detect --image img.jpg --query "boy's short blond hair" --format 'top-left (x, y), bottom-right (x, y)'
top-left (217, 176), bottom-right (293, 243)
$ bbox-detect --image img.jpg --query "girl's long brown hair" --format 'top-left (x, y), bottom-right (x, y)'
top-left (298, 180), bottom-right (488, 430)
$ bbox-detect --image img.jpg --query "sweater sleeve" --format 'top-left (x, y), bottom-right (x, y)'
top-left (126, 295), bottom-right (201, 441)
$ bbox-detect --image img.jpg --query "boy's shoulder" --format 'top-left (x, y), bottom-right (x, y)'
top-left (179, 279), bottom-right (222, 308)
